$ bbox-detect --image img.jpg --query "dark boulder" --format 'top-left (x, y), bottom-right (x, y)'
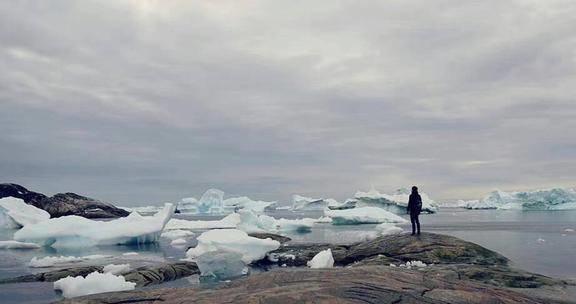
top-left (248, 233), bottom-right (292, 244)
top-left (0, 183), bottom-right (129, 219)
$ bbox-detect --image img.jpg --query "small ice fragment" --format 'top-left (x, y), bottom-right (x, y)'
top-left (102, 264), bottom-right (131, 275)
top-left (170, 238), bottom-right (187, 246)
top-left (53, 271), bottom-right (135, 298)
top-left (307, 248), bottom-right (334, 269)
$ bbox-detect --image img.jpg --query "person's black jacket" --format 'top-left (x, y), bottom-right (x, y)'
top-left (407, 193), bottom-right (422, 215)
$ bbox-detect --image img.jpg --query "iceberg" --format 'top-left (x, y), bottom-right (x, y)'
top-left (165, 213), bottom-right (240, 230)
top-left (463, 188), bottom-right (576, 210)
top-left (223, 196), bottom-right (277, 213)
top-left (327, 198), bottom-right (357, 210)
top-left (53, 271), bottom-right (136, 298)
top-left (325, 207), bottom-right (408, 225)
top-left (14, 204), bottom-right (175, 247)
top-left (0, 197), bottom-right (50, 228)
top-left (119, 205), bottom-right (163, 215)
top-left (292, 195), bottom-right (329, 211)
top-left (196, 251), bottom-right (247, 280)
top-left (185, 229), bottom-right (280, 264)
top-left (29, 255), bottom-right (111, 268)
top-left (160, 229), bottom-right (195, 240)
top-left (354, 188), bottom-right (438, 214)
top-left (0, 240), bottom-right (41, 249)
top-left (236, 210), bottom-right (315, 233)
top-left (102, 264), bottom-right (131, 275)
top-left (177, 189), bottom-right (225, 214)
top-left (307, 248), bottom-right (334, 268)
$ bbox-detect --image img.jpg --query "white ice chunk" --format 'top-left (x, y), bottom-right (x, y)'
top-left (102, 264), bottom-right (131, 275)
top-left (223, 196), bottom-right (277, 213)
top-left (185, 229), bottom-right (280, 264)
top-left (161, 229), bottom-right (195, 240)
top-left (14, 204), bottom-right (175, 248)
top-left (118, 205), bottom-right (163, 214)
top-left (325, 207), bottom-right (408, 225)
top-left (196, 251), bottom-right (246, 280)
top-left (122, 252), bottom-right (139, 256)
top-left (400, 260), bottom-right (427, 268)
top-left (236, 210), bottom-right (314, 233)
top-left (165, 213), bottom-right (240, 230)
top-left (375, 223), bottom-right (403, 236)
top-left (307, 248), bottom-right (334, 269)
top-left (0, 240), bottom-right (41, 249)
top-left (170, 238), bottom-right (187, 246)
top-left (314, 216), bottom-right (333, 223)
top-left (354, 188), bottom-right (438, 214)
top-left (0, 197), bottom-right (50, 228)
top-left (463, 188), bottom-right (576, 210)
top-left (292, 195), bottom-right (329, 211)
top-left (54, 271), bottom-right (136, 298)
top-left (29, 255), bottom-right (111, 268)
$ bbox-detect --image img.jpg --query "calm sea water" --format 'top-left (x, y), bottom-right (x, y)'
top-left (0, 208), bottom-right (575, 303)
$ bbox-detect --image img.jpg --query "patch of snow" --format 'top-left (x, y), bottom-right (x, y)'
top-left (0, 197), bottom-right (50, 228)
top-left (325, 207), bottom-right (408, 225)
top-left (53, 271), bottom-right (136, 298)
top-left (307, 249), bottom-right (334, 268)
top-left (29, 255), bottom-right (111, 268)
top-left (165, 213), bottom-right (240, 230)
top-left (14, 204), bottom-right (175, 248)
top-left (399, 260), bottom-right (427, 269)
top-left (102, 264), bottom-right (131, 275)
top-left (185, 229), bottom-right (280, 264)
top-left (354, 188), bottom-right (438, 214)
top-left (0, 240), bottom-right (41, 249)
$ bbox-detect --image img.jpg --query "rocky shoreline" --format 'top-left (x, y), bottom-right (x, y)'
top-left (1, 232), bottom-right (570, 303)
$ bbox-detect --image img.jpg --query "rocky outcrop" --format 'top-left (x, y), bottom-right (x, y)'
top-left (248, 233), bottom-right (292, 244)
top-left (61, 266), bottom-right (574, 304)
top-left (0, 183), bottom-right (129, 218)
top-left (0, 266), bottom-right (104, 284)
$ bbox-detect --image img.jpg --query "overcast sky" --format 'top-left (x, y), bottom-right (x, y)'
top-left (1, 0), bottom-right (576, 206)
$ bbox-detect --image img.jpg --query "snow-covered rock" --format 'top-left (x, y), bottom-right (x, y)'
top-left (14, 204), bottom-right (175, 247)
top-left (325, 207), bottom-right (408, 225)
top-left (223, 196), bottom-right (277, 213)
top-left (53, 271), bottom-right (136, 298)
top-left (307, 249), bottom-right (334, 268)
top-left (236, 210), bottom-right (314, 233)
top-left (165, 213), bottom-right (241, 230)
top-left (196, 251), bottom-right (247, 280)
top-left (463, 188), bottom-right (576, 210)
top-left (29, 255), bottom-right (111, 268)
top-left (103, 264), bottom-right (131, 275)
top-left (0, 197), bottom-right (50, 228)
top-left (354, 188), bottom-right (438, 214)
top-left (160, 229), bottom-right (195, 240)
top-left (292, 195), bottom-right (329, 211)
top-left (185, 229), bottom-right (280, 264)
top-left (0, 240), bottom-right (41, 249)
top-left (375, 223), bottom-right (403, 236)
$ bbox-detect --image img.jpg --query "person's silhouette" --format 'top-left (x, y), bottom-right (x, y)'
top-left (407, 186), bottom-right (422, 235)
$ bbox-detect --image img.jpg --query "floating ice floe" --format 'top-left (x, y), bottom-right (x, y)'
top-left (185, 229), bottom-right (280, 264)
top-left (165, 213), bottom-right (241, 230)
top-left (375, 223), bottom-right (403, 236)
top-left (119, 205), bottom-right (163, 215)
top-left (161, 229), bottom-right (195, 240)
top-left (327, 199), bottom-right (357, 210)
top-left (0, 240), bottom-right (41, 249)
top-left (461, 188), bottom-right (576, 210)
top-left (314, 216), bottom-right (333, 223)
top-left (223, 197), bottom-right (277, 213)
top-left (103, 264), bottom-right (131, 275)
top-left (325, 207), bottom-right (408, 225)
top-left (307, 248), bottom-right (334, 268)
top-left (29, 255), bottom-right (111, 268)
top-left (54, 271), bottom-right (136, 298)
top-left (292, 195), bottom-right (330, 211)
top-left (0, 197), bottom-right (50, 228)
top-left (354, 188), bottom-right (438, 214)
top-left (196, 251), bottom-right (247, 280)
top-left (236, 210), bottom-right (315, 233)
top-left (14, 204), bottom-right (175, 247)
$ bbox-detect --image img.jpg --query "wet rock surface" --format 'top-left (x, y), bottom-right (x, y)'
top-left (248, 232), bottom-right (292, 244)
top-left (0, 183), bottom-right (129, 219)
top-left (57, 233), bottom-right (575, 303)
top-left (0, 266), bottom-right (104, 284)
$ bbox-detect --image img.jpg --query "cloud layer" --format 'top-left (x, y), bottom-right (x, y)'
top-left (1, 0), bottom-right (575, 205)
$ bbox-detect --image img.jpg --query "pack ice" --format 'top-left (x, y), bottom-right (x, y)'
top-left (185, 229), bottom-right (280, 264)
top-left (0, 197), bottom-right (50, 228)
top-left (354, 188), bottom-right (438, 214)
top-left (325, 207), bottom-right (408, 225)
top-left (462, 188), bottom-right (576, 210)
top-left (14, 204), bottom-right (175, 247)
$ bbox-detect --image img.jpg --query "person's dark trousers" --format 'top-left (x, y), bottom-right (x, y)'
top-left (410, 213), bottom-right (420, 235)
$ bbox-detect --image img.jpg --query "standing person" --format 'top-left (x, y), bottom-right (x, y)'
top-left (407, 186), bottom-right (422, 235)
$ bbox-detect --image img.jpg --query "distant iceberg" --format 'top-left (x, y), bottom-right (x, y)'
top-left (165, 213), bottom-right (241, 230)
top-left (14, 204), bottom-right (175, 247)
top-left (292, 195), bottom-right (333, 210)
top-left (354, 188), bottom-right (438, 214)
top-left (176, 189), bottom-right (276, 214)
top-left (463, 188), bottom-right (576, 210)
top-left (0, 197), bottom-right (50, 228)
top-left (325, 207), bottom-right (408, 225)
top-left (223, 197), bottom-right (277, 213)
top-left (236, 210), bottom-right (315, 233)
